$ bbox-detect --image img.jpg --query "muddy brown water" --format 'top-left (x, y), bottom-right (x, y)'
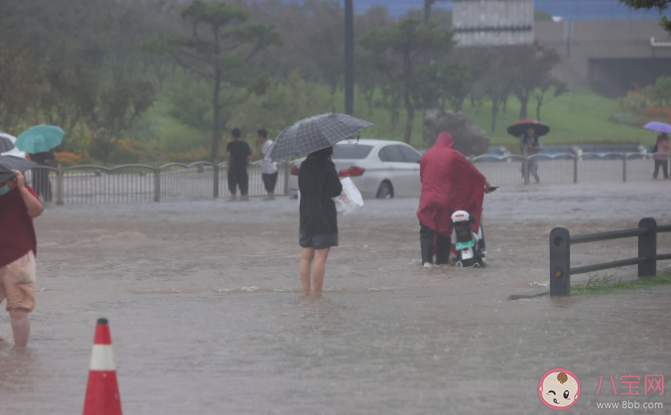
top-left (1, 182), bottom-right (671, 414)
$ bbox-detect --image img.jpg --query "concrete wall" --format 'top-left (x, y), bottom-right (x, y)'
top-left (535, 20), bottom-right (671, 95)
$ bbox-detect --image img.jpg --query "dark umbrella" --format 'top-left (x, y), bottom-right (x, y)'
top-left (0, 155), bottom-right (37, 183)
top-left (266, 113), bottom-right (374, 162)
top-left (0, 135), bottom-right (15, 153)
top-left (507, 120), bottom-right (550, 137)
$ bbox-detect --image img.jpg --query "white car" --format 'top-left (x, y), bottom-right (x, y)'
top-left (289, 139), bottom-right (422, 199)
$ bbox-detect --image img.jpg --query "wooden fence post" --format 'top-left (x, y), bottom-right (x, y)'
top-left (622, 154), bottom-right (627, 182)
top-left (638, 217), bottom-right (657, 278)
top-left (550, 227), bottom-right (571, 296)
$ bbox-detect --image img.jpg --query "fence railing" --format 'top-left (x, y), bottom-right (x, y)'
top-left (23, 152), bottom-right (670, 205)
top-left (24, 161), bottom-right (290, 205)
top-left (549, 218), bottom-right (671, 296)
top-left (470, 152), bottom-right (670, 186)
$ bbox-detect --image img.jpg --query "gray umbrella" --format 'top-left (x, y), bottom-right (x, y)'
top-left (0, 135), bottom-right (15, 153)
top-left (0, 155), bottom-right (37, 183)
top-left (265, 113), bottom-right (374, 162)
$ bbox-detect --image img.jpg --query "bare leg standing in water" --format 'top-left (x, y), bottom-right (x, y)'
top-left (300, 248), bottom-right (315, 295)
top-left (300, 247), bottom-right (330, 296)
top-left (312, 248), bottom-right (330, 296)
top-left (9, 309), bottom-right (30, 347)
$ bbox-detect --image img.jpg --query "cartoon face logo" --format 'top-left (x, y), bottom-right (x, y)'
top-left (538, 369), bottom-right (580, 410)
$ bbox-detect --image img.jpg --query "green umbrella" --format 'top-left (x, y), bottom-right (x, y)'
top-left (15, 125), bottom-right (64, 154)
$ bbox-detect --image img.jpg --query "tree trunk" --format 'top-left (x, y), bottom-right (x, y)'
top-left (404, 98), bottom-right (414, 144)
top-left (491, 97), bottom-right (499, 132)
top-left (519, 98), bottom-right (528, 120)
top-left (403, 51), bottom-right (414, 144)
top-left (211, 70), bottom-right (222, 163)
top-left (536, 98), bottom-right (543, 121)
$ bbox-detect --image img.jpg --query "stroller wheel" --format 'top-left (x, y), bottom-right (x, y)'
top-left (455, 261), bottom-right (463, 268)
top-left (473, 263), bottom-right (481, 268)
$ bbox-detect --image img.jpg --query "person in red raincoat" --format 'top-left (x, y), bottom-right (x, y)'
top-left (417, 131), bottom-right (495, 266)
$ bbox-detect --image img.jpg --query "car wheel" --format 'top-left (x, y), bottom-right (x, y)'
top-left (376, 181), bottom-right (394, 199)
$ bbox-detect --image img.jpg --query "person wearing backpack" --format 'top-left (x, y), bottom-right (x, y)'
top-left (653, 133), bottom-right (670, 180)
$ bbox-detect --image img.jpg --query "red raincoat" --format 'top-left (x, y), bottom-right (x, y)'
top-left (417, 132), bottom-right (486, 237)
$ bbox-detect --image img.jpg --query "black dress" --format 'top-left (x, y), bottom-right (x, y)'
top-left (298, 157), bottom-right (343, 238)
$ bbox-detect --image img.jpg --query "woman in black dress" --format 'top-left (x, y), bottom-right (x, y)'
top-left (298, 147), bottom-right (343, 296)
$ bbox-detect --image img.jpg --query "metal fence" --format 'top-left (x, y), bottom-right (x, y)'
top-left (549, 218), bottom-right (671, 296)
top-left (471, 152), bottom-right (671, 186)
top-left (22, 152), bottom-right (670, 204)
top-left (24, 161), bottom-right (290, 205)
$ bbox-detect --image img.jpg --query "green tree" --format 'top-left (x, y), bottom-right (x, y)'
top-left (143, 0), bottom-right (282, 162)
top-left (40, 52), bottom-right (100, 136)
top-left (509, 43), bottom-right (560, 120)
top-left (360, 18), bottom-right (455, 143)
top-left (0, 39), bottom-right (41, 129)
top-left (620, 1), bottom-right (671, 33)
top-left (414, 62), bottom-right (470, 112)
top-left (378, 83), bottom-right (403, 127)
top-left (227, 68), bottom-right (333, 142)
top-left (89, 72), bottom-right (156, 165)
top-left (533, 76), bottom-right (567, 121)
top-left (483, 49), bottom-right (516, 132)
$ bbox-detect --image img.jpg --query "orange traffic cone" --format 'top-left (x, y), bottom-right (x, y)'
top-left (83, 318), bottom-right (123, 415)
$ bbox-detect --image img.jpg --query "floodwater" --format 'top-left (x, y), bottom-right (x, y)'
top-left (2, 182), bottom-right (671, 414)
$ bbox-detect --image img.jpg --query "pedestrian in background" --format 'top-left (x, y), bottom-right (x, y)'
top-left (298, 147), bottom-right (342, 296)
top-left (30, 149), bottom-right (55, 202)
top-left (653, 132), bottom-right (670, 179)
top-left (256, 129), bottom-right (278, 200)
top-left (0, 169), bottom-right (44, 347)
top-left (226, 128), bottom-right (251, 201)
top-left (519, 126), bottom-right (543, 183)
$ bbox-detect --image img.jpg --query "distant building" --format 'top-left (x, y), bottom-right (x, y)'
top-left (535, 20), bottom-right (671, 97)
top-left (452, 0), bottom-right (534, 47)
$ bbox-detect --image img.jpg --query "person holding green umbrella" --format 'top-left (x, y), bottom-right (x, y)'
top-left (14, 125), bottom-right (64, 202)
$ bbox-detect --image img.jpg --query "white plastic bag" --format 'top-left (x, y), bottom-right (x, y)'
top-left (334, 177), bottom-right (364, 215)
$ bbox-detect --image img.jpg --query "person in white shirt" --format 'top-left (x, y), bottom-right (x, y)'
top-left (256, 129), bottom-right (278, 200)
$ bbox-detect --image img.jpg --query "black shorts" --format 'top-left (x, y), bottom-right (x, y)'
top-left (228, 169), bottom-right (248, 195)
top-left (262, 172), bottom-right (278, 193)
top-left (299, 232), bottom-right (339, 250)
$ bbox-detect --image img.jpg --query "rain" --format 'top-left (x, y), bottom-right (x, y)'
top-left (1, 0), bottom-right (671, 414)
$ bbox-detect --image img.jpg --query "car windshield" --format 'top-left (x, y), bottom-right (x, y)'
top-left (333, 144), bottom-right (373, 160)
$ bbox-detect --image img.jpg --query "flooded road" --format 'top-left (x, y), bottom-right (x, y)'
top-left (2, 182), bottom-right (671, 414)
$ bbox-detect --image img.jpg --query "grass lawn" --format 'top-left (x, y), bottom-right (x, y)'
top-left (570, 273), bottom-right (671, 296)
top-left (144, 91), bottom-right (210, 155)
top-left (148, 83), bottom-right (654, 155)
top-left (329, 87), bottom-right (653, 149)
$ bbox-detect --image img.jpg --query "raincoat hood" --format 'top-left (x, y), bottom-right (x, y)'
top-left (434, 131), bottom-right (454, 148)
top-left (417, 131), bottom-right (486, 237)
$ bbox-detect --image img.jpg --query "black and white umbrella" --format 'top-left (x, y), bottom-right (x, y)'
top-left (0, 134), bottom-right (15, 153)
top-left (0, 155), bottom-right (37, 183)
top-left (265, 113), bottom-right (373, 162)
